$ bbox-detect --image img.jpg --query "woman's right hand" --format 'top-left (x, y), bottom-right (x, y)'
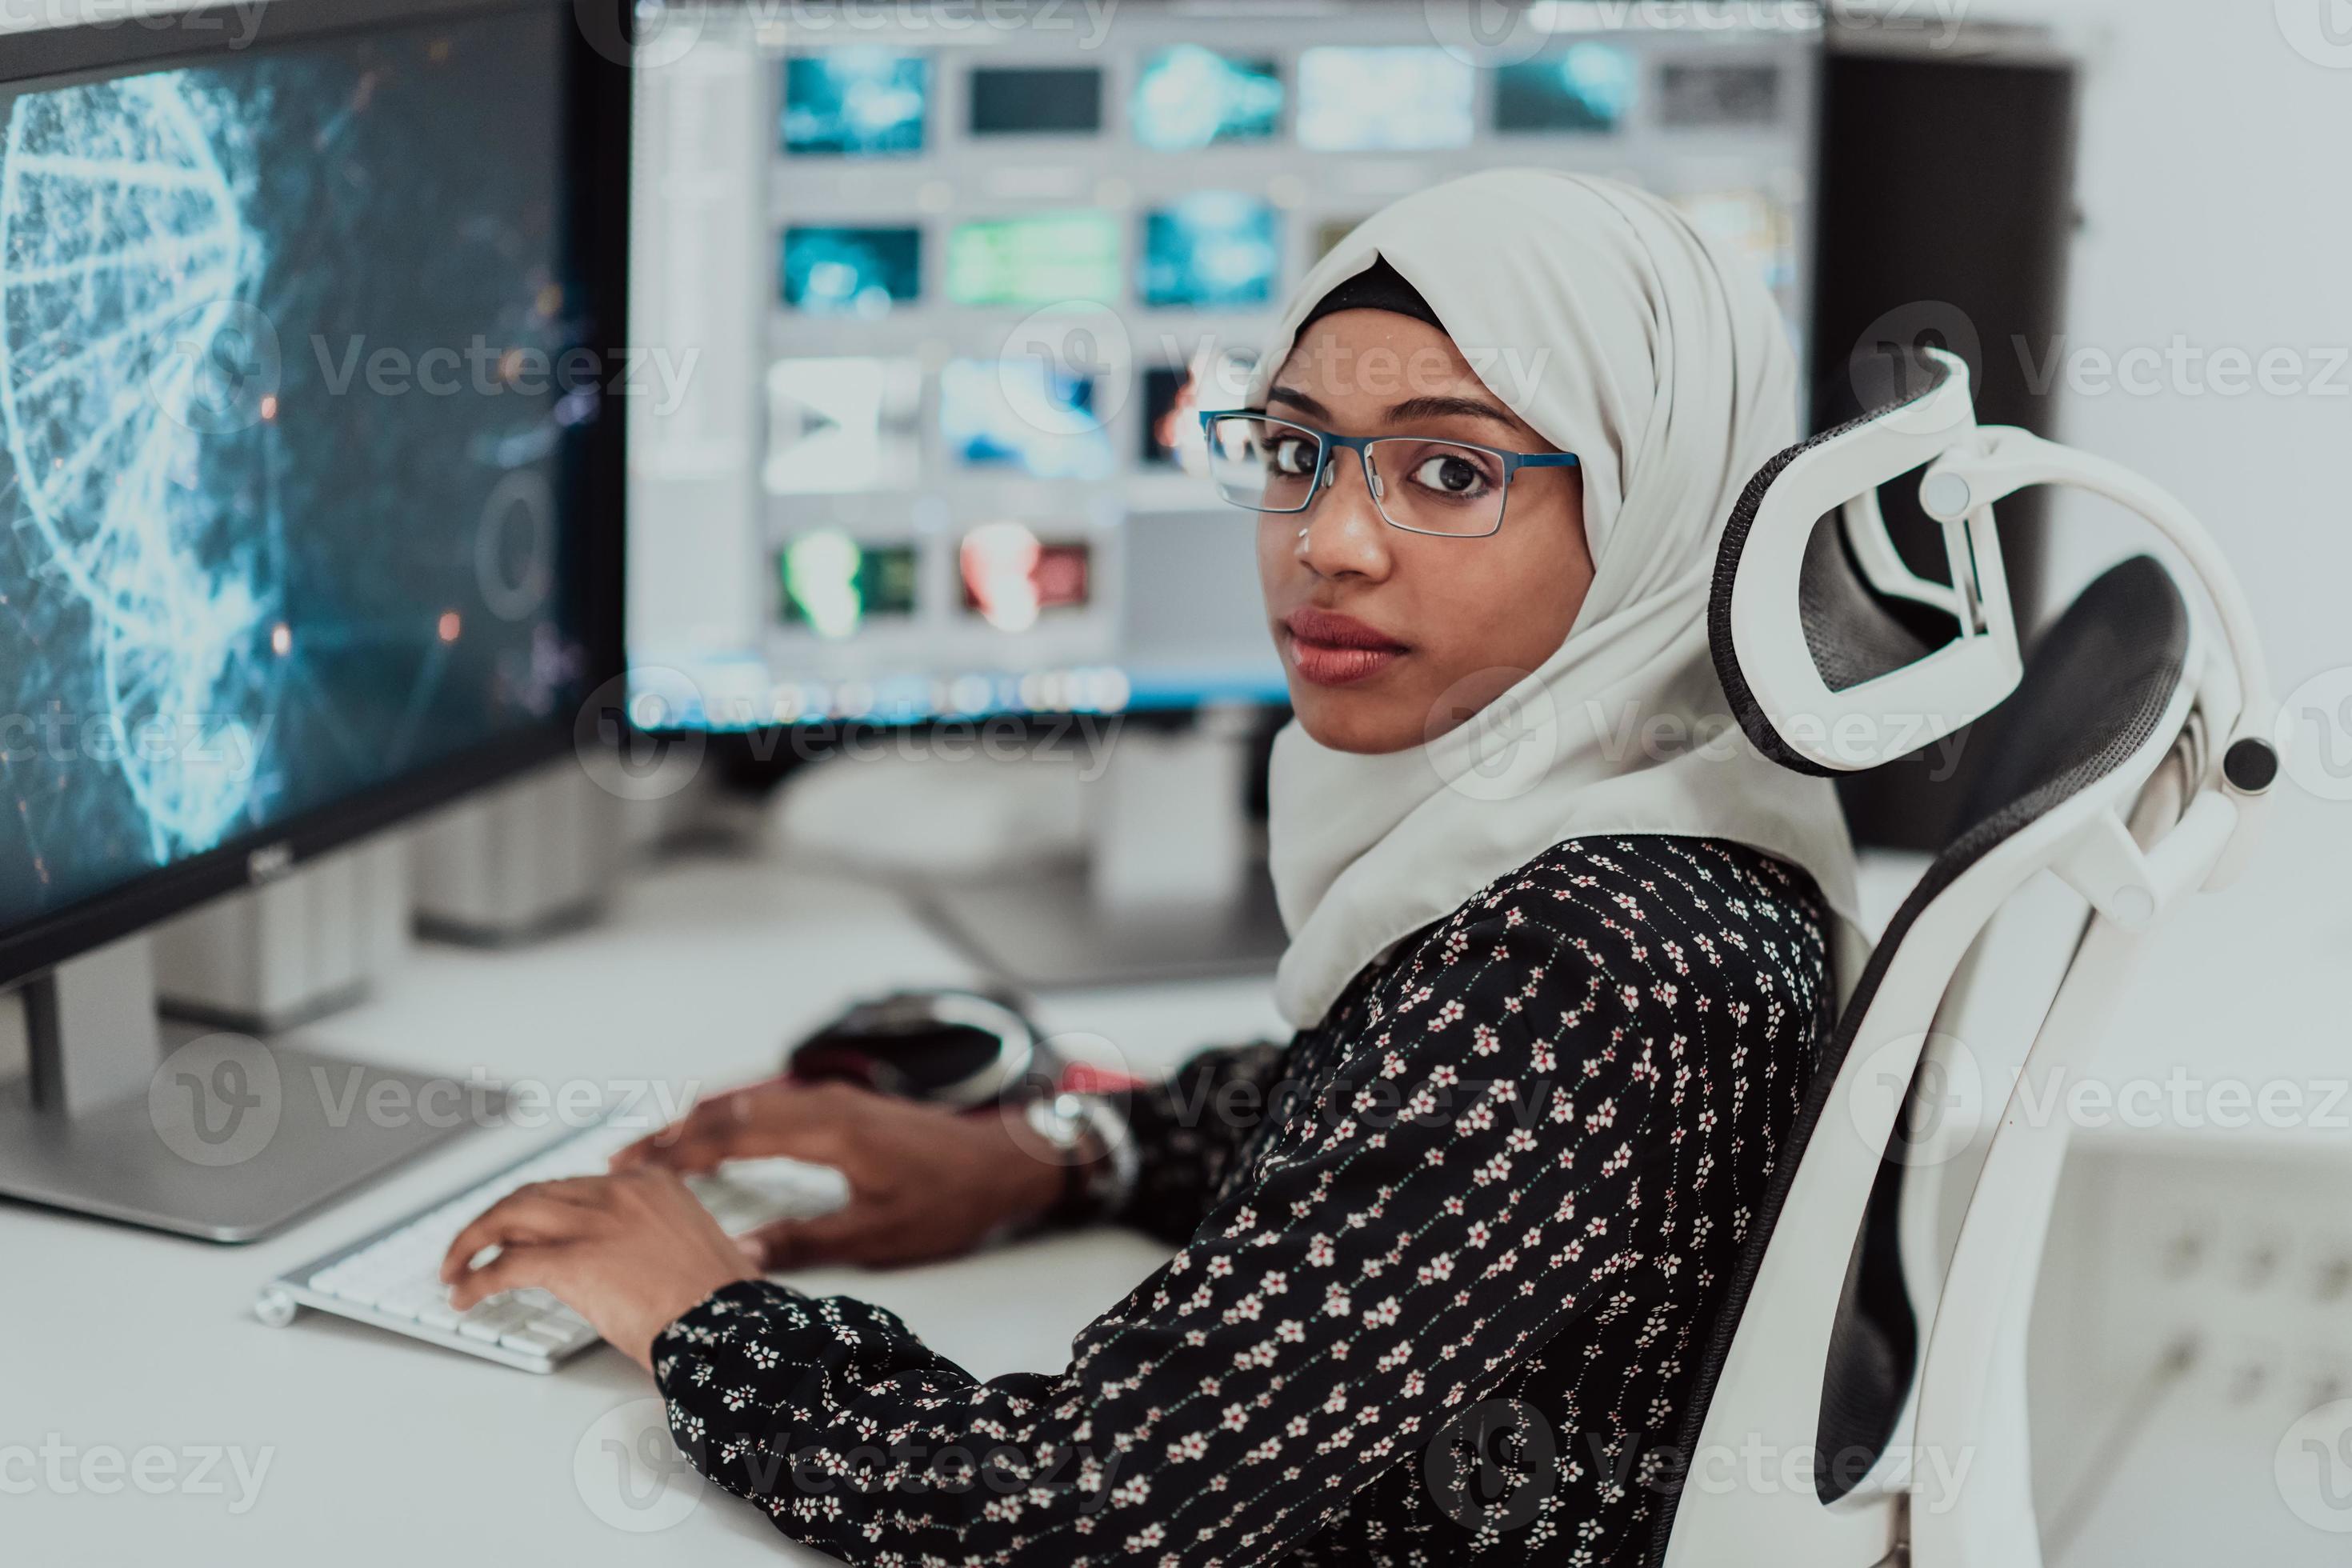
top-left (609, 1079), bottom-right (1070, 1271)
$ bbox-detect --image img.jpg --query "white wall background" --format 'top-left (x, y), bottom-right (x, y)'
top-left (2018, 0), bottom-right (2351, 702)
top-left (1993, 14), bottom-right (2352, 1560)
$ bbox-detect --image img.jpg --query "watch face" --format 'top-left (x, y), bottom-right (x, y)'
top-left (1024, 1094), bottom-right (1085, 1157)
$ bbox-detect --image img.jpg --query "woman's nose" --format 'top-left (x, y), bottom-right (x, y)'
top-left (1296, 453), bottom-right (1393, 580)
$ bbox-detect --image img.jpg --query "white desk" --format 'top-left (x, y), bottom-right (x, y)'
top-left (0, 845), bottom-right (1283, 1566)
top-left (3, 822), bottom-right (2338, 1566)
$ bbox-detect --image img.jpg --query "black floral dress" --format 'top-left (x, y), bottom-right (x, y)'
top-left (657, 836), bottom-right (1834, 1566)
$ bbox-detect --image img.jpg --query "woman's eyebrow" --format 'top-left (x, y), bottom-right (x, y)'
top-left (1265, 386), bottom-right (1332, 420)
top-left (1386, 394), bottom-right (1520, 429)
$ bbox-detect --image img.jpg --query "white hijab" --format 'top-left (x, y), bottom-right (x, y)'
top-left (1258, 170), bottom-right (1866, 1028)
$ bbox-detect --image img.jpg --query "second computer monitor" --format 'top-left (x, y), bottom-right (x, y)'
top-left (0, 0), bottom-right (618, 983)
top-left (626, 5), bottom-right (1816, 733)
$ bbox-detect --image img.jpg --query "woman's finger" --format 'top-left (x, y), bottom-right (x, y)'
top-left (610, 1085), bottom-right (781, 1170)
top-left (511, 1175), bottom-right (614, 1206)
top-left (613, 1082), bottom-right (836, 1173)
top-left (735, 1207), bottom-right (875, 1271)
top-left (439, 1192), bottom-right (602, 1283)
top-left (446, 1242), bottom-right (572, 1312)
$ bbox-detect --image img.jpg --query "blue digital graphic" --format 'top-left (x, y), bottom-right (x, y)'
top-left (1140, 194), bottom-right (1278, 310)
top-left (0, 10), bottom-right (586, 926)
top-left (938, 359), bottom-right (1112, 480)
top-left (780, 226), bottom-right (922, 315)
top-left (780, 50), bottom-right (926, 157)
top-left (1494, 45), bottom-right (1637, 133)
top-left (1132, 48), bottom-right (1281, 150)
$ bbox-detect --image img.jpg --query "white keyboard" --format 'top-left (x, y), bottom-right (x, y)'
top-left (255, 1114), bottom-right (849, 1372)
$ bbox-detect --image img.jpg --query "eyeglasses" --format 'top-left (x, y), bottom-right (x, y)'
top-left (1197, 410), bottom-right (1580, 539)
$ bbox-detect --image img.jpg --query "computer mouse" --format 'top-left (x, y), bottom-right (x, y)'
top-left (785, 987), bottom-right (1061, 1109)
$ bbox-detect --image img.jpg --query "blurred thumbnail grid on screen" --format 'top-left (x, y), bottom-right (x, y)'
top-left (1295, 46), bottom-right (1474, 150)
top-left (779, 226), bottom-right (921, 315)
top-left (780, 534), bottom-right (919, 639)
top-left (1133, 46), bottom-right (1282, 150)
top-left (939, 359), bottom-right (1114, 481)
top-left (959, 522), bottom-right (1090, 634)
top-left (945, 213), bottom-right (1121, 306)
top-left (1142, 347), bottom-right (1258, 467)
top-left (1140, 194), bottom-right (1278, 310)
top-left (781, 49), bottom-right (928, 155)
top-left (968, 65), bottom-right (1102, 135)
top-left (1658, 60), bottom-right (1781, 126)
top-left (1494, 43), bottom-right (1636, 133)
top-left (762, 358), bottom-right (922, 494)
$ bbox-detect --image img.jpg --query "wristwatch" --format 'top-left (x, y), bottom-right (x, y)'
top-left (1022, 1091), bottom-right (1139, 1224)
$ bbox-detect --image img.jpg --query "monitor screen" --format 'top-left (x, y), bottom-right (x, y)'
top-left (945, 214), bottom-right (1121, 306)
top-left (968, 66), bottom-right (1102, 135)
top-left (628, 14), bottom-right (1815, 734)
top-left (780, 226), bottom-right (922, 315)
top-left (1494, 45), bottom-right (1637, 134)
top-left (1141, 194), bottom-right (1279, 309)
top-left (1133, 48), bottom-right (1282, 150)
top-left (1296, 47), bottom-right (1475, 150)
top-left (0, 3), bottom-right (602, 940)
top-left (781, 49), bottom-right (928, 156)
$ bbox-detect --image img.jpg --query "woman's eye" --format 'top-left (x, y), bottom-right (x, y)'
top-left (1269, 438), bottom-right (1316, 477)
top-left (1410, 451), bottom-right (1494, 497)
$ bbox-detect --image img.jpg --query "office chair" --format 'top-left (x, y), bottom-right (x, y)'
top-left (1645, 350), bottom-right (2277, 1568)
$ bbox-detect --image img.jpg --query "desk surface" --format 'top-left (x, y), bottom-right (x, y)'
top-left (2, 810), bottom-right (2338, 1562)
top-left (0, 846), bottom-right (1281, 1566)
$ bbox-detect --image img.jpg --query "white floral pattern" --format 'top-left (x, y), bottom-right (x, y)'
top-left (657, 838), bottom-right (1830, 1566)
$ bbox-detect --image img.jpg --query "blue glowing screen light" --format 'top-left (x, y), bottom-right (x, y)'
top-left (938, 359), bottom-right (1114, 480)
top-left (1133, 48), bottom-right (1282, 150)
top-left (781, 50), bottom-right (927, 157)
top-left (0, 9), bottom-right (589, 929)
top-left (1494, 44), bottom-right (1638, 134)
top-left (1140, 193), bottom-right (1278, 310)
top-left (780, 226), bottom-right (922, 315)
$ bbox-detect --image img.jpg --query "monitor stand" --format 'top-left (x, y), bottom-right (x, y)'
top-left (916, 709), bottom-right (1291, 990)
top-left (0, 935), bottom-right (490, 1243)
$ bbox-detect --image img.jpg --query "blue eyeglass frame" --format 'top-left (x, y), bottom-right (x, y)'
top-left (1196, 410), bottom-right (1581, 539)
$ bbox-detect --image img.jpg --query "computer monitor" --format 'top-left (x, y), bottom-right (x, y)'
top-left (626, 4), bottom-right (1819, 741)
top-left (0, 0), bottom-right (626, 1234)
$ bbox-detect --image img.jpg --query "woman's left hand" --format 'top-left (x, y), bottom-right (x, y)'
top-left (437, 1168), bottom-right (759, 1373)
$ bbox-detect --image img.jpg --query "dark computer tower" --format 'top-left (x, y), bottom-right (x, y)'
top-left (1807, 25), bottom-right (2079, 852)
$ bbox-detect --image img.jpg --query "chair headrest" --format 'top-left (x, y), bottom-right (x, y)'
top-left (1708, 347), bottom-right (2278, 878)
top-left (1710, 349), bottom-right (2021, 778)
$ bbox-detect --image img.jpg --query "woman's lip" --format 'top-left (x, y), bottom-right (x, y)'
top-left (1281, 609), bottom-right (1410, 687)
top-left (1286, 634), bottom-right (1405, 687)
top-left (1283, 607), bottom-right (1408, 652)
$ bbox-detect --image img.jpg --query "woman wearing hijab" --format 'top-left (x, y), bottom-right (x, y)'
top-left (441, 171), bottom-right (1864, 1564)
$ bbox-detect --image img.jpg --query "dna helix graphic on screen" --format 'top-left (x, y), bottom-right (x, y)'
top-left (0, 71), bottom-right (285, 862)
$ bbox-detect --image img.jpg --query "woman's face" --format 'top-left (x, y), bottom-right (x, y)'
top-left (1255, 310), bottom-right (1594, 754)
